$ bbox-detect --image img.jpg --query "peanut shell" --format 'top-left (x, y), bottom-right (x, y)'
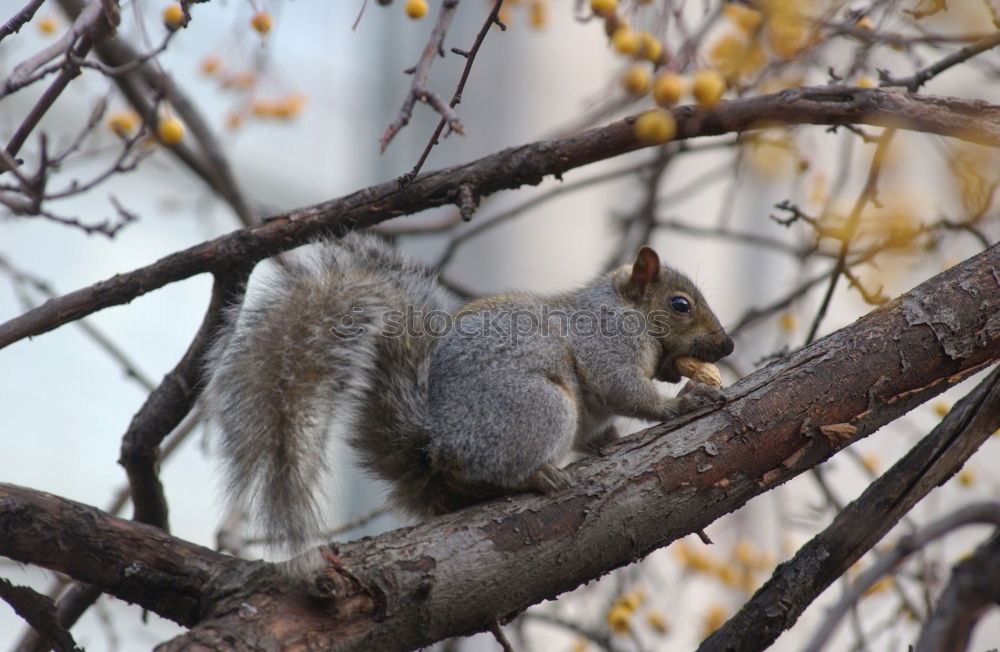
top-left (674, 356), bottom-right (723, 388)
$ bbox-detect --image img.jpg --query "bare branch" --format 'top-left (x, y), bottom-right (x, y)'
top-left (0, 0), bottom-right (47, 44)
top-left (916, 531), bottom-right (1000, 652)
top-left (881, 29), bottom-right (1000, 92)
top-left (379, 0), bottom-right (462, 154)
top-left (699, 365), bottom-right (1000, 651)
top-left (2, 86), bottom-right (1000, 349)
top-left (403, 0), bottom-right (505, 182)
top-left (803, 503), bottom-right (1000, 652)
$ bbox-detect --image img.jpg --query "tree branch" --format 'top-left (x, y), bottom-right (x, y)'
top-left (2, 86), bottom-right (1000, 350)
top-left (698, 365), bottom-right (1000, 651)
top-left (915, 531), bottom-right (1000, 652)
top-left (2, 242), bottom-right (996, 650)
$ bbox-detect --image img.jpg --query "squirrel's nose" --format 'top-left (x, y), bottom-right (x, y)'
top-left (718, 334), bottom-right (734, 357)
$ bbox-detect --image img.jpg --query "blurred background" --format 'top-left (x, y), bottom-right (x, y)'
top-left (1, 0), bottom-right (999, 649)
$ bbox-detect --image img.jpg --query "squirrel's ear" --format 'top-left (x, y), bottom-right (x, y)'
top-left (627, 247), bottom-right (661, 296)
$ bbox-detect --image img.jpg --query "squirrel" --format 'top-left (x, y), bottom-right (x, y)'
top-left (204, 233), bottom-right (734, 556)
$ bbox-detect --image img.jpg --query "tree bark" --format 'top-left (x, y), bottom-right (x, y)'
top-left (2, 243), bottom-right (997, 650)
top-left (3, 87), bottom-right (1000, 350)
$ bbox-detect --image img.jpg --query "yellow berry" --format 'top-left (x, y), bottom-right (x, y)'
top-left (652, 72), bottom-right (685, 107)
top-left (634, 109), bottom-right (676, 145)
top-left (405, 0), bottom-right (429, 19)
top-left (863, 576), bottom-right (893, 596)
top-left (691, 69), bottom-right (726, 108)
top-left (703, 603), bottom-right (728, 637)
top-left (607, 604), bottom-right (631, 634)
top-left (958, 468), bottom-right (976, 486)
top-left (612, 27), bottom-right (639, 55)
top-left (157, 117), bottom-right (185, 145)
top-left (646, 610), bottom-right (668, 634)
top-left (779, 312), bottom-right (797, 331)
top-left (723, 4), bottom-right (763, 32)
top-left (856, 76), bottom-right (876, 88)
top-left (529, 1), bottom-right (546, 29)
top-left (860, 452), bottom-right (880, 474)
top-left (591, 0), bottom-right (617, 19)
top-left (638, 32), bottom-right (664, 63)
top-left (200, 55), bottom-right (221, 75)
top-left (162, 3), bottom-right (184, 29)
top-left (934, 400), bottom-right (950, 417)
top-left (250, 11), bottom-right (272, 33)
top-left (107, 111), bottom-right (139, 137)
top-left (855, 16), bottom-right (875, 31)
top-left (621, 64), bottom-right (651, 94)
top-left (617, 589), bottom-right (646, 612)
top-left (38, 15), bottom-right (58, 34)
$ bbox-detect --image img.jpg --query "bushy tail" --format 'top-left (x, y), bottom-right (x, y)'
top-left (203, 233), bottom-right (456, 556)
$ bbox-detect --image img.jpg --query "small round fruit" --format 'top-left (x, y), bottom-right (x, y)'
top-left (612, 27), bottom-right (638, 55)
top-left (638, 32), bottom-right (663, 63)
top-left (162, 3), bottom-right (184, 29)
top-left (652, 72), bottom-right (684, 107)
top-left (38, 15), bottom-right (58, 34)
top-left (157, 117), bottom-right (185, 145)
top-left (621, 64), bottom-right (651, 94)
top-left (691, 69), bottom-right (726, 108)
top-left (405, 0), bottom-right (429, 19)
top-left (108, 111), bottom-right (138, 137)
top-left (634, 109), bottom-right (676, 144)
top-left (590, 0), bottom-right (617, 18)
top-left (250, 11), bottom-right (272, 34)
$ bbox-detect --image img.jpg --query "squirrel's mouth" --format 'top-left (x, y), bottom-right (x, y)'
top-left (654, 354), bottom-right (684, 384)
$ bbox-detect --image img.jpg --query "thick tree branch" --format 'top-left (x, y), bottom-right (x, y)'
top-left (2, 86), bottom-right (999, 350)
top-left (698, 365), bottom-right (1000, 652)
top-left (2, 243), bottom-right (997, 650)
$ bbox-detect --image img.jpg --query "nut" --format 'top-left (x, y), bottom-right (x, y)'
top-left (674, 356), bottom-right (723, 387)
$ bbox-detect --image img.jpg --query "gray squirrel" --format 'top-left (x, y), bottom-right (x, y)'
top-left (204, 233), bottom-right (734, 556)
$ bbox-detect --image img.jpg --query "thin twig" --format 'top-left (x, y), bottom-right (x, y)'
top-left (401, 0), bottom-right (505, 182)
top-left (379, 0), bottom-right (463, 154)
top-left (880, 30), bottom-right (1000, 92)
top-left (0, 0), bottom-right (47, 44)
top-left (804, 127), bottom-right (895, 345)
top-left (802, 503), bottom-right (1000, 652)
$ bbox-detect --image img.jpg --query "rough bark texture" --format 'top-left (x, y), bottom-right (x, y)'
top-left (2, 87), bottom-right (1000, 350)
top-left (698, 366), bottom-right (1000, 652)
top-left (2, 243), bottom-right (997, 650)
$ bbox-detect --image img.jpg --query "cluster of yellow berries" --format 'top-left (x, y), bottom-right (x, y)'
top-left (496, 0), bottom-right (548, 30)
top-left (589, 1), bottom-right (730, 145)
top-left (601, 587), bottom-right (670, 639)
top-left (196, 50), bottom-right (307, 128)
top-left (249, 93), bottom-right (308, 119)
top-left (675, 539), bottom-right (774, 595)
top-left (106, 110), bottom-right (183, 146)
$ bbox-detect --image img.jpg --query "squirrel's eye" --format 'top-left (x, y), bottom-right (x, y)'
top-left (670, 296), bottom-right (691, 313)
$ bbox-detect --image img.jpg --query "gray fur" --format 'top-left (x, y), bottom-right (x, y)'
top-left (204, 236), bottom-right (733, 557)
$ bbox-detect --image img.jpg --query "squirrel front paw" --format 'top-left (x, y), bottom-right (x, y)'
top-left (676, 381), bottom-right (726, 413)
